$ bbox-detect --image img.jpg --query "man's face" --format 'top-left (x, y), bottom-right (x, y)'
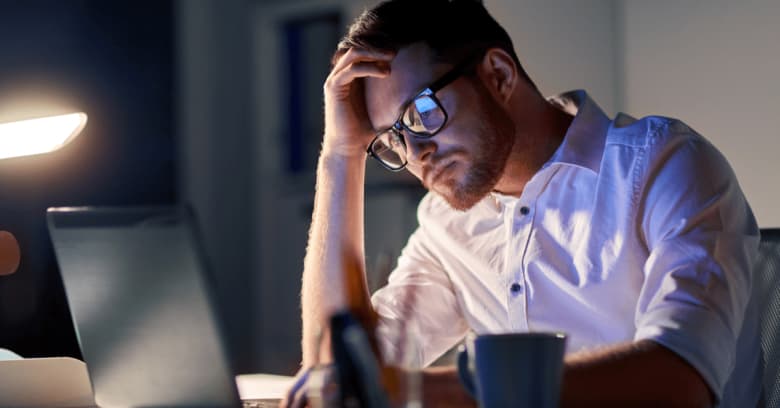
top-left (364, 44), bottom-right (515, 211)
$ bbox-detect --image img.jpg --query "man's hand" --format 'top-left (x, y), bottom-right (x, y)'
top-left (281, 363), bottom-right (428, 408)
top-left (281, 365), bottom-right (340, 408)
top-left (280, 366), bottom-right (310, 408)
top-left (322, 48), bottom-right (394, 158)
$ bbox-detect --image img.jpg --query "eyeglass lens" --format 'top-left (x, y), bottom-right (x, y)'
top-left (371, 94), bottom-right (447, 169)
top-left (371, 129), bottom-right (406, 169)
top-left (403, 95), bottom-right (446, 134)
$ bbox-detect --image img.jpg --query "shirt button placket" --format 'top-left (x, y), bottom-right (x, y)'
top-left (508, 203), bottom-right (532, 331)
top-left (509, 279), bottom-right (528, 331)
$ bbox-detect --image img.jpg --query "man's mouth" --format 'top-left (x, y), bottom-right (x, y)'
top-left (425, 160), bottom-right (456, 187)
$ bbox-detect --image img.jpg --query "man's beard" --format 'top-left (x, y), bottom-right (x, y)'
top-left (437, 109), bottom-right (514, 212)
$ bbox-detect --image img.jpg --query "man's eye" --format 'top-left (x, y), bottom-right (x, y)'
top-left (405, 108), bottom-right (422, 127)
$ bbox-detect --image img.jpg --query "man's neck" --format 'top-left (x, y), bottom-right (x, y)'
top-left (493, 95), bottom-right (573, 197)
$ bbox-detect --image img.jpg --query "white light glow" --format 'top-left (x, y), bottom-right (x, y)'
top-left (0, 112), bottom-right (87, 159)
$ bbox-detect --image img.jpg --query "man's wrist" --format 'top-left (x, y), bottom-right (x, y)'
top-left (318, 145), bottom-right (368, 171)
top-left (320, 145), bottom-right (367, 161)
top-left (320, 131), bottom-right (371, 160)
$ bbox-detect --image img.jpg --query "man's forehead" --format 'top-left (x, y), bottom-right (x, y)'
top-left (364, 44), bottom-right (440, 131)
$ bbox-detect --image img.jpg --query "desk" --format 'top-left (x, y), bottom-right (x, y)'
top-left (0, 357), bottom-right (294, 408)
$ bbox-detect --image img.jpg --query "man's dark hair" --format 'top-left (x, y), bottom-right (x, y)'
top-left (333, 0), bottom-right (537, 88)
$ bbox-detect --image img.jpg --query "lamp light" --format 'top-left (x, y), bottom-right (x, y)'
top-left (0, 112), bottom-right (87, 160)
top-left (0, 112), bottom-right (87, 275)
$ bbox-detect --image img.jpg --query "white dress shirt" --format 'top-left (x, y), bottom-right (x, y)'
top-left (371, 90), bottom-right (762, 406)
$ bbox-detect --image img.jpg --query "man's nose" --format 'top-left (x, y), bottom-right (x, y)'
top-left (404, 132), bottom-right (436, 165)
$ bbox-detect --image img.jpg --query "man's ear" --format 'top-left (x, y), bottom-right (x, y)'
top-left (478, 48), bottom-right (518, 104)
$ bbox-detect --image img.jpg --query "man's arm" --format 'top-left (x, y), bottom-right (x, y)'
top-left (299, 48), bottom-right (394, 367)
top-left (419, 340), bottom-right (712, 407)
top-left (300, 152), bottom-right (368, 365)
top-left (561, 340), bottom-right (713, 406)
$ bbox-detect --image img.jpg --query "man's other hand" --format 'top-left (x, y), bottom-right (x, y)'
top-left (280, 365), bottom-right (338, 408)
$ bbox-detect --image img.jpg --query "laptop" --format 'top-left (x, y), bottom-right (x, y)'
top-left (47, 205), bottom-right (282, 408)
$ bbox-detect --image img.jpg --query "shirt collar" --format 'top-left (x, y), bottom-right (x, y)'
top-left (545, 90), bottom-right (611, 174)
top-left (485, 90), bottom-right (611, 212)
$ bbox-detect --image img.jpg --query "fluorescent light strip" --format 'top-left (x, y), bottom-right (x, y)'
top-left (0, 112), bottom-right (87, 159)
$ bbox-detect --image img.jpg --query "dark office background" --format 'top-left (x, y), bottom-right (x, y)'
top-left (0, 1), bottom-right (176, 360)
top-left (0, 0), bottom-right (346, 376)
top-left (0, 0), bottom-right (777, 384)
top-left (0, 0), bottom-right (332, 375)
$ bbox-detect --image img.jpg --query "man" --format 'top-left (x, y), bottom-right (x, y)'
top-left (286, 0), bottom-right (761, 406)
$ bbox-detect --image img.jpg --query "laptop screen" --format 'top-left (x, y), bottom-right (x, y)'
top-left (47, 206), bottom-right (241, 407)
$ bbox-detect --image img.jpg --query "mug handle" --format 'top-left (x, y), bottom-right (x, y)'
top-left (456, 346), bottom-right (477, 398)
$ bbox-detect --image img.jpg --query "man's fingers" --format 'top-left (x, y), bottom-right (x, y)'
top-left (283, 379), bottom-right (308, 408)
top-left (289, 386), bottom-right (309, 408)
top-left (327, 60), bottom-right (390, 92)
top-left (280, 367), bottom-right (310, 408)
top-left (331, 47), bottom-right (395, 73)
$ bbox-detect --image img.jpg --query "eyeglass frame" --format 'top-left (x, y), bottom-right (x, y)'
top-left (366, 53), bottom-right (484, 171)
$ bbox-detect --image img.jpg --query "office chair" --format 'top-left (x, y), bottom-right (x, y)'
top-left (756, 228), bottom-right (780, 407)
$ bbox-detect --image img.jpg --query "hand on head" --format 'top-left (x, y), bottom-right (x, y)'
top-left (0, 231), bottom-right (21, 276)
top-left (322, 47), bottom-right (395, 158)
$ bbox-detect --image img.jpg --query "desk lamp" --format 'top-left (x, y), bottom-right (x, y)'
top-left (0, 112), bottom-right (87, 276)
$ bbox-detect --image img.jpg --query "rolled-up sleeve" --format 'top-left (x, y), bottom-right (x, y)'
top-left (634, 126), bottom-right (760, 400)
top-left (371, 222), bottom-right (469, 368)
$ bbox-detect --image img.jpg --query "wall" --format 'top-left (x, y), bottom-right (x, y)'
top-left (177, 0), bottom-right (257, 373)
top-left (619, 0), bottom-right (780, 227)
top-left (487, 0), bottom-right (618, 115)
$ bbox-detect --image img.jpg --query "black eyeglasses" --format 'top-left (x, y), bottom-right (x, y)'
top-left (366, 54), bottom-right (482, 171)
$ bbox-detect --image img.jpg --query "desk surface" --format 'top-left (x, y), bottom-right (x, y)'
top-left (0, 356), bottom-right (294, 408)
top-left (236, 373), bottom-right (295, 400)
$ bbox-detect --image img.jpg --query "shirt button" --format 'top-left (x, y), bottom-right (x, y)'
top-left (519, 206), bottom-right (530, 215)
top-left (510, 282), bottom-right (523, 294)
